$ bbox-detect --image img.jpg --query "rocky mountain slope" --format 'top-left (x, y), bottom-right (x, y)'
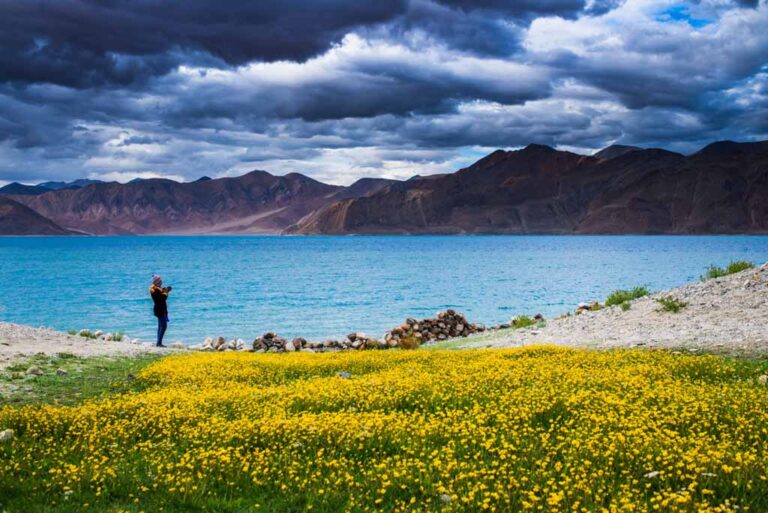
top-left (288, 140), bottom-right (768, 234)
top-left (2, 139), bottom-right (766, 235)
top-left (7, 171), bottom-right (343, 235)
top-left (0, 197), bottom-right (73, 235)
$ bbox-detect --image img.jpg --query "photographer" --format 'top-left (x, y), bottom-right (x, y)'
top-left (149, 274), bottom-right (172, 348)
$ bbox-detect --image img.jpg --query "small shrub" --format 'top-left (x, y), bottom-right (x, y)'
top-left (398, 336), bottom-right (421, 350)
top-left (67, 330), bottom-right (77, 336)
top-left (605, 286), bottom-right (650, 307)
top-left (620, 302), bottom-right (631, 311)
top-left (702, 260), bottom-right (755, 281)
top-left (656, 296), bottom-right (688, 313)
top-left (511, 315), bottom-right (536, 329)
top-left (113, 332), bottom-right (124, 342)
top-left (78, 330), bottom-right (98, 339)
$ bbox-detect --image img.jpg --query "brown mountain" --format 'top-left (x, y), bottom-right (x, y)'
top-left (288, 140), bottom-right (768, 235)
top-left (3, 139), bottom-right (766, 235)
top-left (8, 170), bottom-right (342, 235)
top-left (329, 177), bottom-right (400, 201)
top-left (593, 144), bottom-right (642, 160)
top-left (0, 196), bottom-right (74, 235)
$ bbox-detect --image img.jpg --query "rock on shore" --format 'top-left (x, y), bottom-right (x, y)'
top-left (384, 310), bottom-right (485, 348)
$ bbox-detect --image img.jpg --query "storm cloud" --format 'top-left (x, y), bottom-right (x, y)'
top-left (0, 0), bottom-right (766, 185)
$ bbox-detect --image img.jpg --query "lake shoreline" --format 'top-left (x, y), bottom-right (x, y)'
top-left (2, 260), bottom-right (767, 366)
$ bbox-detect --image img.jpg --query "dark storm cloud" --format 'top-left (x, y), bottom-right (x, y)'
top-left (0, 0), bottom-right (766, 185)
top-left (0, 0), bottom-right (627, 89)
top-left (434, 0), bottom-right (622, 17)
top-left (0, 0), bottom-right (408, 87)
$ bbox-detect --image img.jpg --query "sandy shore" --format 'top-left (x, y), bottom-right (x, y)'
top-left (0, 323), bottom-right (165, 368)
top-left (458, 261), bottom-right (768, 355)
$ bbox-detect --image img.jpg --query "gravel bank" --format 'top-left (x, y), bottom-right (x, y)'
top-left (459, 262), bottom-right (768, 355)
top-left (0, 323), bottom-right (164, 368)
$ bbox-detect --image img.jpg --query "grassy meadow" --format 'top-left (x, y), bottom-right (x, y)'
top-left (1, 347), bottom-right (768, 512)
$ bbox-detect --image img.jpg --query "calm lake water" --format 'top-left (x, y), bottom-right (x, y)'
top-left (0, 236), bottom-right (766, 343)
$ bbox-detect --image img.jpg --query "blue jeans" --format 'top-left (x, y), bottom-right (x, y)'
top-left (157, 316), bottom-right (168, 346)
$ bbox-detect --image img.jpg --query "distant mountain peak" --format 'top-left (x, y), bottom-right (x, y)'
top-left (522, 143), bottom-right (556, 153)
top-left (0, 182), bottom-right (52, 195)
top-left (696, 140), bottom-right (768, 156)
top-left (38, 178), bottom-right (103, 191)
top-left (195, 176), bottom-right (212, 182)
top-left (594, 145), bottom-right (642, 160)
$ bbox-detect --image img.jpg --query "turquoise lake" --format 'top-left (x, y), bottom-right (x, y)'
top-left (0, 236), bottom-right (766, 344)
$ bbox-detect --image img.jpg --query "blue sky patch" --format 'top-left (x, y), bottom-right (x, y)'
top-left (657, 5), bottom-right (712, 28)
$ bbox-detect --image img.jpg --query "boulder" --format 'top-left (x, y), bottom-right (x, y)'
top-left (56, 368), bottom-right (68, 376)
top-left (0, 429), bottom-right (14, 443)
top-left (26, 366), bottom-right (43, 376)
top-left (171, 341), bottom-right (185, 349)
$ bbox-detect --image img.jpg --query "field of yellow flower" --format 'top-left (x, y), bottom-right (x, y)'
top-left (1, 346), bottom-right (768, 512)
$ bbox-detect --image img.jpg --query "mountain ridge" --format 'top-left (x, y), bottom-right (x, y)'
top-left (287, 140), bottom-right (768, 235)
top-left (0, 196), bottom-right (74, 235)
top-left (2, 139), bottom-right (767, 235)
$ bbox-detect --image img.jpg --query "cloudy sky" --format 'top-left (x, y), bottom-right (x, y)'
top-left (0, 0), bottom-right (766, 186)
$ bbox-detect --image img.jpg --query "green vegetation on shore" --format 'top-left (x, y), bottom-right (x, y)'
top-left (0, 353), bottom-right (159, 406)
top-left (656, 296), bottom-right (688, 313)
top-left (702, 260), bottom-right (754, 280)
top-left (605, 285), bottom-right (650, 307)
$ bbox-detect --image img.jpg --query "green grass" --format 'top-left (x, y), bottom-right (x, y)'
top-left (620, 302), bottom-right (631, 311)
top-left (701, 260), bottom-right (755, 281)
top-left (76, 330), bottom-right (98, 340)
top-left (656, 296), bottom-right (688, 313)
top-left (0, 353), bottom-right (160, 406)
top-left (605, 286), bottom-right (650, 307)
top-left (424, 328), bottom-right (518, 350)
top-left (112, 331), bottom-right (124, 342)
top-left (511, 315), bottom-right (536, 329)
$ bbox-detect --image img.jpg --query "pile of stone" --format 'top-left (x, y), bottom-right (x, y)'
top-left (251, 332), bottom-right (385, 352)
top-left (384, 310), bottom-right (484, 348)
top-left (307, 332), bottom-right (386, 351)
top-left (193, 336), bottom-right (247, 351)
top-left (252, 332), bottom-right (297, 352)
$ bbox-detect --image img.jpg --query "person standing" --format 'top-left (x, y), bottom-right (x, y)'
top-left (150, 274), bottom-right (172, 347)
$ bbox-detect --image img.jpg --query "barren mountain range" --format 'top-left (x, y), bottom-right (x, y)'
top-left (1, 140), bottom-right (766, 235)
